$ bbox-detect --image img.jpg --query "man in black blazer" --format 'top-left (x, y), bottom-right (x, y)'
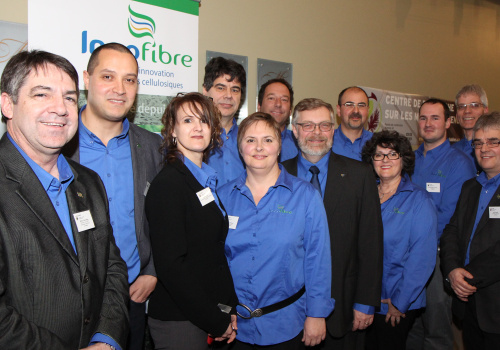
top-left (64, 43), bottom-right (162, 350)
top-left (0, 50), bottom-right (128, 349)
top-left (282, 98), bottom-right (383, 349)
top-left (441, 112), bottom-right (500, 349)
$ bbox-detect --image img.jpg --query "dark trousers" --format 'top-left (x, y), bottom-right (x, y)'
top-left (462, 297), bottom-right (500, 350)
top-left (224, 332), bottom-right (304, 350)
top-left (316, 328), bottom-right (366, 350)
top-left (128, 300), bottom-right (146, 350)
top-left (148, 318), bottom-right (210, 350)
top-left (365, 309), bottom-right (420, 350)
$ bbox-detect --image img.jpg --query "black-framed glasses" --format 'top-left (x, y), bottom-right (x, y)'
top-left (472, 140), bottom-right (500, 149)
top-left (341, 102), bottom-right (368, 109)
top-left (372, 152), bottom-right (401, 161)
top-left (457, 102), bottom-right (483, 110)
top-left (295, 122), bottom-right (334, 132)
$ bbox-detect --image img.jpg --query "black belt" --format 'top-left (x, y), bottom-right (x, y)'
top-left (237, 286), bottom-right (306, 319)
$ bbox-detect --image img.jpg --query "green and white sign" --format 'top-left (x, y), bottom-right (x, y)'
top-left (29, 0), bottom-right (199, 131)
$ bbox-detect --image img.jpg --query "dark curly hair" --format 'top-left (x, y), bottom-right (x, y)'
top-left (361, 130), bottom-right (415, 177)
top-left (160, 92), bottom-right (222, 164)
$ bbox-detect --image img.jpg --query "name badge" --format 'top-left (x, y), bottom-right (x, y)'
top-left (489, 207), bottom-right (500, 219)
top-left (144, 181), bottom-right (151, 196)
top-left (73, 210), bottom-right (96, 232)
top-left (228, 215), bottom-right (239, 229)
top-left (196, 187), bottom-right (215, 206)
top-left (426, 183), bottom-right (441, 193)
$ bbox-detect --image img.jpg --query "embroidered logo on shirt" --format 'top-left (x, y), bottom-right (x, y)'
top-left (432, 169), bottom-right (446, 178)
top-left (269, 205), bottom-right (293, 214)
top-left (392, 207), bottom-right (405, 215)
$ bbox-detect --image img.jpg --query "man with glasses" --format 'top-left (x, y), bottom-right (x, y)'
top-left (282, 98), bottom-right (383, 349)
top-left (407, 99), bottom-right (476, 350)
top-left (453, 84), bottom-right (489, 170)
top-left (203, 57), bottom-right (246, 187)
top-left (64, 43), bottom-right (163, 350)
top-left (257, 78), bottom-right (298, 161)
top-left (332, 86), bottom-right (372, 161)
top-left (441, 112), bottom-right (500, 350)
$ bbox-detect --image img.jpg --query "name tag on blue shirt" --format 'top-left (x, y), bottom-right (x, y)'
top-left (426, 183), bottom-right (440, 193)
top-left (196, 187), bottom-right (215, 206)
top-left (73, 210), bottom-right (96, 232)
top-left (489, 207), bottom-right (500, 219)
top-left (228, 215), bottom-right (239, 229)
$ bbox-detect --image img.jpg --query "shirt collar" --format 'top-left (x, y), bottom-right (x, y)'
top-left (78, 104), bottom-right (130, 145)
top-left (233, 164), bottom-right (294, 193)
top-left (416, 139), bottom-right (451, 157)
top-left (7, 133), bottom-right (74, 191)
top-left (476, 171), bottom-right (500, 188)
top-left (183, 156), bottom-right (218, 189)
top-left (298, 151), bottom-right (330, 174)
top-left (336, 125), bottom-right (371, 143)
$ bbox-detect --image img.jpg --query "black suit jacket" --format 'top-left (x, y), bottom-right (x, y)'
top-left (145, 158), bottom-right (238, 337)
top-left (64, 122), bottom-right (163, 277)
top-left (441, 177), bottom-right (500, 334)
top-left (282, 152), bottom-right (383, 337)
top-left (0, 134), bottom-right (129, 349)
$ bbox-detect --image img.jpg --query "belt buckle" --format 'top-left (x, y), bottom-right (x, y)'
top-left (237, 303), bottom-right (263, 319)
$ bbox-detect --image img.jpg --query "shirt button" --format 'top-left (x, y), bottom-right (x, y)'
top-left (109, 198), bottom-right (112, 201)
top-left (253, 233), bottom-right (256, 237)
top-left (107, 173), bottom-right (111, 177)
top-left (84, 317), bottom-right (91, 325)
top-left (252, 256), bottom-right (255, 260)
top-left (83, 274), bottom-right (89, 283)
top-left (111, 221), bottom-right (115, 226)
top-left (56, 201), bottom-right (59, 206)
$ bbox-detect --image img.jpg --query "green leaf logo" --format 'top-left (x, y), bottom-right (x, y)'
top-left (128, 5), bottom-right (156, 42)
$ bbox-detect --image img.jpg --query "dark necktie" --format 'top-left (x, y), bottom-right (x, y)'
top-left (309, 165), bottom-right (321, 195)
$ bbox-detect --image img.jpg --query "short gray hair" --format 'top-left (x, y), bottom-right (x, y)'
top-left (455, 84), bottom-right (488, 107)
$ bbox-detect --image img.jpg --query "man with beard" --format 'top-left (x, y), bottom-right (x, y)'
top-left (332, 86), bottom-right (372, 161)
top-left (282, 98), bottom-right (383, 349)
top-left (407, 99), bottom-right (476, 350)
top-left (257, 78), bottom-right (299, 161)
top-left (452, 84), bottom-right (489, 171)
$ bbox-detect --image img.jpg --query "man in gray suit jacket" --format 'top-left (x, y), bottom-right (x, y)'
top-left (64, 43), bottom-right (163, 350)
top-left (282, 98), bottom-right (383, 350)
top-left (0, 50), bottom-right (129, 349)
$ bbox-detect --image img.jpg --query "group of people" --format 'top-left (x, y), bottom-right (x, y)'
top-left (0, 42), bottom-right (498, 350)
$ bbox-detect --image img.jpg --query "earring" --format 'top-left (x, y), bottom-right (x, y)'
top-left (173, 137), bottom-right (177, 146)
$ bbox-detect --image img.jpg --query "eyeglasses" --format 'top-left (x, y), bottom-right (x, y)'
top-left (472, 140), bottom-right (500, 149)
top-left (341, 102), bottom-right (368, 109)
top-left (372, 152), bottom-right (401, 161)
top-left (295, 122), bottom-right (334, 132)
top-left (457, 102), bottom-right (483, 110)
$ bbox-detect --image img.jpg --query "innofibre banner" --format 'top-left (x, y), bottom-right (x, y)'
top-left (28, 0), bottom-right (199, 132)
top-left (360, 86), bottom-right (462, 146)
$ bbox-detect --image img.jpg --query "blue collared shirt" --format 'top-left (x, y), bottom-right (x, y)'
top-left (79, 106), bottom-right (139, 284)
top-left (296, 151), bottom-right (374, 315)
top-left (452, 137), bottom-right (479, 172)
top-left (280, 128), bottom-right (299, 162)
top-left (208, 119), bottom-right (245, 188)
top-left (183, 156), bottom-right (225, 215)
top-left (379, 174), bottom-right (437, 314)
top-left (332, 126), bottom-right (373, 161)
top-left (413, 140), bottom-right (476, 240)
top-left (219, 166), bottom-right (334, 346)
top-left (465, 172), bottom-right (500, 265)
top-left (8, 134), bottom-right (75, 251)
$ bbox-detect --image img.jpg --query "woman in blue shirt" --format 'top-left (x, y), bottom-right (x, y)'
top-left (219, 113), bottom-right (334, 349)
top-left (361, 130), bottom-right (437, 350)
top-left (146, 93), bottom-right (238, 350)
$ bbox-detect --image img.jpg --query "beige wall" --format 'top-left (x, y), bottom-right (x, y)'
top-left (2, 0), bottom-right (500, 110)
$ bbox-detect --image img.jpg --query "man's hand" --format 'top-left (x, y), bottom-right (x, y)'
top-left (352, 309), bottom-right (374, 331)
top-left (302, 317), bottom-right (326, 347)
top-left (80, 343), bottom-right (113, 350)
top-left (448, 268), bottom-right (476, 302)
top-left (381, 298), bottom-right (405, 327)
top-left (129, 275), bottom-right (157, 303)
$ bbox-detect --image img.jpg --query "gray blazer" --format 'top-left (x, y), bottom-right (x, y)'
top-left (64, 122), bottom-right (163, 277)
top-left (0, 134), bottom-right (129, 349)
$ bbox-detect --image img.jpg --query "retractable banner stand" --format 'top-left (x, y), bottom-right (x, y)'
top-left (361, 87), bottom-right (460, 146)
top-left (29, 0), bottom-right (199, 132)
